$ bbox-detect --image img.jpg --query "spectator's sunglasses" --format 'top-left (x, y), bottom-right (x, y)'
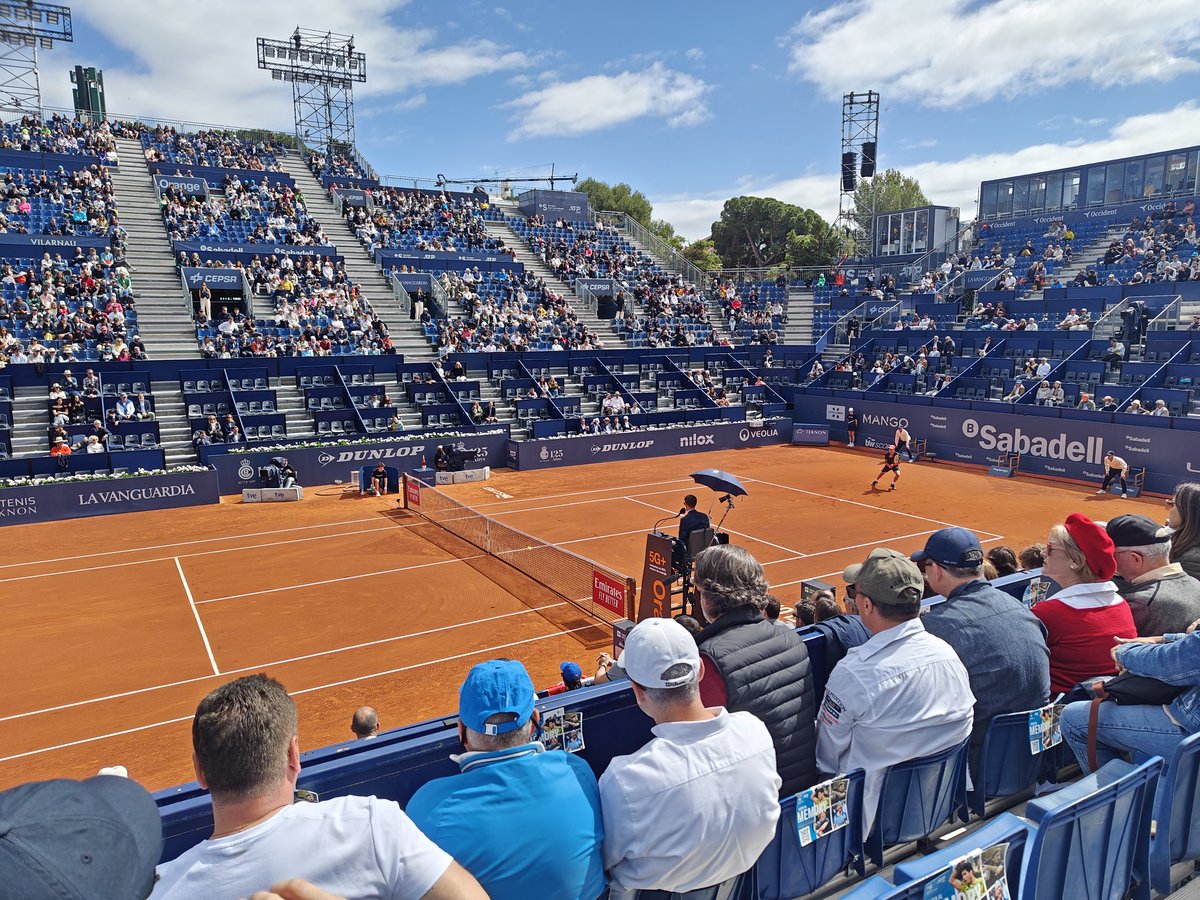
top-left (844, 584), bottom-right (857, 600)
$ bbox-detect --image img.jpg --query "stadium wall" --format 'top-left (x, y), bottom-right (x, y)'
top-left (789, 392), bottom-right (1200, 494)
top-left (0, 469), bottom-right (219, 527)
top-left (507, 418), bottom-right (793, 470)
top-left (208, 431), bottom-right (511, 493)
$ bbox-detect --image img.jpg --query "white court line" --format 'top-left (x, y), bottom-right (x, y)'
top-left (0, 523), bottom-right (412, 584)
top-left (768, 530), bottom-right (939, 564)
top-left (624, 496), bottom-right (808, 557)
top-left (467, 477), bottom-right (694, 510)
top-left (197, 555), bottom-right (486, 605)
top-left (0, 623), bottom-right (600, 764)
top-left (742, 477), bottom-right (1006, 540)
top-left (176, 558), bottom-right (219, 676)
top-left (0, 601), bottom-right (573, 725)
top-left (0, 515), bottom-right (396, 570)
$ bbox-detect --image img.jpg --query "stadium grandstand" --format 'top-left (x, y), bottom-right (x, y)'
top-left (3, 7), bottom-right (1200, 900)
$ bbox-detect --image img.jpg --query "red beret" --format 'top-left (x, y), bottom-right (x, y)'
top-left (1063, 512), bottom-right (1116, 581)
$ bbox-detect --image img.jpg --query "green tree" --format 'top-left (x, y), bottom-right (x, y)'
top-left (852, 169), bottom-right (930, 237)
top-left (682, 238), bottom-right (723, 271)
top-left (709, 196), bottom-right (831, 269)
top-left (784, 225), bottom-right (841, 269)
top-left (649, 218), bottom-right (685, 251)
top-left (574, 178), bottom-right (653, 226)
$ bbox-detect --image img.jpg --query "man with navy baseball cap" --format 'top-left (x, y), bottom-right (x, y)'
top-left (0, 773), bottom-right (162, 899)
top-left (406, 659), bottom-right (605, 900)
top-left (914, 527), bottom-right (1050, 773)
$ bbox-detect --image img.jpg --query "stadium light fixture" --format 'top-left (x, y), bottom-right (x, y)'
top-left (257, 26), bottom-right (366, 154)
top-left (0, 1), bottom-right (73, 118)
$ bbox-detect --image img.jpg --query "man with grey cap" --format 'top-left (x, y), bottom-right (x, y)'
top-left (816, 548), bottom-right (974, 830)
top-left (1107, 513), bottom-right (1200, 636)
top-left (914, 527), bottom-right (1049, 772)
top-left (0, 773), bottom-right (162, 899)
top-left (599, 617), bottom-right (781, 898)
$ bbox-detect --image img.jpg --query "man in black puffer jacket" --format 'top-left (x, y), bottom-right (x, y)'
top-left (695, 545), bottom-right (818, 796)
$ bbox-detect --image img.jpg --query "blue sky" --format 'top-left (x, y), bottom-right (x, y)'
top-left (48, 0), bottom-right (1200, 239)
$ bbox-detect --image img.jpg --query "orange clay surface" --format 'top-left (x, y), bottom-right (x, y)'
top-left (0, 443), bottom-right (1163, 792)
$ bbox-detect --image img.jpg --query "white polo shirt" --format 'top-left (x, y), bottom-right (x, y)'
top-left (816, 618), bottom-right (974, 831)
top-left (599, 708), bottom-right (781, 895)
top-left (1105, 455), bottom-right (1129, 472)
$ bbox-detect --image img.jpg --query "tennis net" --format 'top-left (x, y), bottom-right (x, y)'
top-left (405, 477), bottom-right (634, 624)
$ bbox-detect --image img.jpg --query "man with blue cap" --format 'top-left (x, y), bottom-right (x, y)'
top-left (914, 527), bottom-right (1050, 772)
top-left (406, 659), bottom-right (606, 900)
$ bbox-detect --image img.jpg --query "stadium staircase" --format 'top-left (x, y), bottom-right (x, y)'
top-left (6, 386), bottom-right (51, 457)
top-left (111, 137), bottom-right (207, 358)
top-left (481, 212), bottom-right (617, 344)
top-left (785, 284), bottom-right (815, 343)
top-left (276, 152), bottom-right (432, 360)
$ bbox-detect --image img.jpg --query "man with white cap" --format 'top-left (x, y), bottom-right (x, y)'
top-left (816, 548), bottom-right (974, 831)
top-left (599, 617), bottom-right (781, 898)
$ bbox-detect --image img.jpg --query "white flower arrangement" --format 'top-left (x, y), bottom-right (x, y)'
top-left (224, 429), bottom-right (507, 455)
top-left (0, 465), bottom-right (210, 490)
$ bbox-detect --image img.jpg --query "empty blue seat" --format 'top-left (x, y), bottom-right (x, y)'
top-left (866, 739), bottom-right (970, 867)
top-left (969, 710), bottom-right (1053, 816)
top-left (1148, 731), bottom-right (1200, 895)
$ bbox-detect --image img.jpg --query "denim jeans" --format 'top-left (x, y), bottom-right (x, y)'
top-left (1059, 700), bottom-right (1189, 774)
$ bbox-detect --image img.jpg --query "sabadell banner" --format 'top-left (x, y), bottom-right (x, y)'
top-left (0, 470), bottom-right (220, 527)
top-left (508, 418), bottom-right (793, 471)
top-left (791, 394), bottom-right (1200, 494)
top-left (209, 432), bottom-right (511, 492)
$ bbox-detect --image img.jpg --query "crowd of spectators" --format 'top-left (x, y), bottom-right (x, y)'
top-left (307, 149), bottom-right (372, 182)
top-left (0, 113), bottom-right (129, 163)
top-left (161, 177), bottom-right (328, 246)
top-left (193, 255), bottom-right (392, 358)
top-left (142, 126), bottom-right (286, 171)
top-left (1098, 206), bottom-right (1200, 283)
top-left (9, 482), bottom-right (1200, 899)
top-left (346, 189), bottom-right (507, 255)
top-left (0, 163), bottom-right (119, 237)
top-left (431, 267), bottom-right (604, 354)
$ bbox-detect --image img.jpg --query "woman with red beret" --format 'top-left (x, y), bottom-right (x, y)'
top-left (1033, 513), bottom-right (1137, 694)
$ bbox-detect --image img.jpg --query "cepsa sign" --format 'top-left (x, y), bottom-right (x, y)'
top-left (637, 534), bottom-right (675, 621)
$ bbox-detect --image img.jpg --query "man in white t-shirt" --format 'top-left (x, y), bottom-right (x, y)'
top-left (1097, 450), bottom-right (1131, 498)
top-left (152, 674), bottom-right (485, 900)
top-left (599, 618), bottom-right (781, 898)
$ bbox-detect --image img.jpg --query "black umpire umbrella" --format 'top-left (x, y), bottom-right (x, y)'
top-left (689, 469), bottom-right (748, 497)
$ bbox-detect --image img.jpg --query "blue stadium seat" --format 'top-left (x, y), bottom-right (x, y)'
top-left (866, 739), bottom-right (970, 867)
top-left (752, 769), bottom-right (866, 899)
top-left (1021, 756), bottom-right (1162, 900)
top-left (969, 710), bottom-right (1053, 816)
top-left (1148, 731), bottom-right (1200, 896)
top-left (884, 813), bottom-right (1030, 899)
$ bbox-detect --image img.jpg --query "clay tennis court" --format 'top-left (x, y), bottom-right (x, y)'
top-left (0, 444), bottom-right (1164, 792)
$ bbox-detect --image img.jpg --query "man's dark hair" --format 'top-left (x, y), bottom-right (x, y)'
top-left (865, 588), bottom-right (923, 621)
top-left (794, 599), bottom-right (814, 625)
top-left (813, 596), bottom-right (840, 623)
top-left (192, 674), bottom-right (297, 802)
top-left (673, 613), bottom-right (702, 635)
top-left (764, 595), bottom-right (782, 621)
top-left (683, 494), bottom-right (698, 509)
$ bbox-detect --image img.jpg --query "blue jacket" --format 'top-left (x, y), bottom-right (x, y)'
top-left (921, 579), bottom-right (1051, 742)
top-left (406, 742), bottom-right (606, 900)
top-left (1117, 631), bottom-right (1200, 734)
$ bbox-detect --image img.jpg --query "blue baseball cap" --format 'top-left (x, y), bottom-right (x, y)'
top-left (560, 661), bottom-right (583, 681)
top-left (458, 659), bottom-right (535, 735)
top-left (911, 527), bottom-right (984, 568)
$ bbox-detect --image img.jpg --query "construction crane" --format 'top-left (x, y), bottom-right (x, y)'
top-left (434, 167), bottom-right (578, 193)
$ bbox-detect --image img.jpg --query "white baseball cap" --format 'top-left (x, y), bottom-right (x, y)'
top-left (617, 617), bottom-right (701, 688)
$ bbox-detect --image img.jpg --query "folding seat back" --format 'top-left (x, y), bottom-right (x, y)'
top-left (885, 813), bottom-right (1029, 899)
top-left (866, 739), bottom-right (970, 867)
top-left (1149, 732), bottom-right (1200, 896)
top-left (970, 710), bottom-right (1053, 816)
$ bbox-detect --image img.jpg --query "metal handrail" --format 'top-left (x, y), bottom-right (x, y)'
top-left (1145, 295), bottom-right (1183, 332)
top-left (1091, 298), bottom-right (1130, 342)
top-left (390, 272), bottom-right (414, 320)
top-left (596, 210), bottom-right (707, 286)
top-left (575, 281), bottom-right (599, 315)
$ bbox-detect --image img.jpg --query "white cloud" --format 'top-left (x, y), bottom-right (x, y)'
top-left (54, 1), bottom-right (529, 131)
top-left (507, 63), bottom-right (711, 140)
top-left (653, 102), bottom-right (1200, 241)
top-left (685, 47), bottom-right (705, 62)
top-left (788, 0), bottom-right (1200, 108)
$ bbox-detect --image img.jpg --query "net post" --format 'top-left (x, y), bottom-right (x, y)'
top-left (401, 473), bottom-right (409, 509)
top-left (624, 577), bottom-right (636, 621)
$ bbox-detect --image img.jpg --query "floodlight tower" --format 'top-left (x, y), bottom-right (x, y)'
top-left (256, 27), bottom-right (366, 154)
top-left (0, 1), bottom-right (72, 119)
top-left (834, 90), bottom-right (880, 261)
